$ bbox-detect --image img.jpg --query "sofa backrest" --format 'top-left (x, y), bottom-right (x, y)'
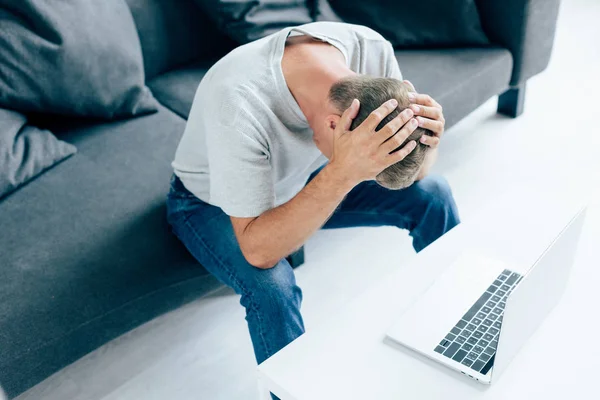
top-left (473, 0), bottom-right (560, 86)
top-left (124, 0), bottom-right (236, 80)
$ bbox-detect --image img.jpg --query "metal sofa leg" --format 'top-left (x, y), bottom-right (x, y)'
top-left (497, 84), bottom-right (526, 118)
top-left (286, 246), bottom-right (305, 268)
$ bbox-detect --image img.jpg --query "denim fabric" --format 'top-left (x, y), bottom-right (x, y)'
top-left (166, 173), bottom-right (459, 366)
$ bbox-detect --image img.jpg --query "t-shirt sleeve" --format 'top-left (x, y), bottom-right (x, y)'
top-left (206, 126), bottom-right (274, 218)
top-left (383, 41), bottom-right (403, 81)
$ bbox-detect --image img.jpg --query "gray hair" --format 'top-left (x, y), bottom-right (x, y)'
top-left (329, 76), bottom-right (432, 189)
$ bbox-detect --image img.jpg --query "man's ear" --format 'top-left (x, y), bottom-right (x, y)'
top-left (325, 114), bottom-right (342, 132)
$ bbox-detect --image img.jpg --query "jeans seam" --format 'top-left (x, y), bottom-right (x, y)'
top-left (179, 213), bottom-right (273, 359)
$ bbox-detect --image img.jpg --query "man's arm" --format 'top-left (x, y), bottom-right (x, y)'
top-left (231, 99), bottom-right (419, 269)
top-left (231, 163), bottom-right (352, 268)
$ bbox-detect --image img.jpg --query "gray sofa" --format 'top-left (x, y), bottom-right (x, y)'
top-left (0, 0), bottom-right (560, 397)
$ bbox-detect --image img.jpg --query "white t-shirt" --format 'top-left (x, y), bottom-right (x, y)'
top-left (172, 21), bottom-right (402, 217)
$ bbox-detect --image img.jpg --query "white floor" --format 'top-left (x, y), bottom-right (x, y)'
top-left (15, 1), bottom-right (600, 399)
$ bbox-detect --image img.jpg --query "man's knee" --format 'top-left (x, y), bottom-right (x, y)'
top-left (413, 175), bottom-right (454, 204)
top-left (409, 175), bottom-right (459, 252)
top-left (410, 175), bottom-right (460, 228)
top-left (242, 260), bottom-right (302, 311)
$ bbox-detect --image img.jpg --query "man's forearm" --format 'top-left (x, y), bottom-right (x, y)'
top-left (239, 164), bottom-right (354, 268)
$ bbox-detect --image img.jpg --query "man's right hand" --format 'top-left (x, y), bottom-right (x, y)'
top-left (328, 98), bottom-right (419, 187)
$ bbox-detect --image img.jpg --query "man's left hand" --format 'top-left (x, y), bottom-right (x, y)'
top-left (404, 80), bottom-right (445, 149)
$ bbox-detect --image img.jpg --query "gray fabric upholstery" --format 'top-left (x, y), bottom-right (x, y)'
top-left (0, 105), bottom-right (221, 398)
top-left (476, 0), bottom-right (560, 86)
top-left (0, 109), bottom-right (76, 199)
top-left (314, 0), bottom-right (343, 22)
top-left (125, 0), bottom-right (236, 80)
top-left (395, 48), bottom-right (513, 128)
top-left (147, 63), bottom-right (210, 119)
top-left (0, 0), bottom-right (157, 119)
top-left (194, 0), bottom-right (313, 44)
top-left (329, 0), bottom-right (489, 48)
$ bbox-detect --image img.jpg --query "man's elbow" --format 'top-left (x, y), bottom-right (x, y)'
top-left (242, 248), bottom-right (278, 269)
top-left (233, 219), bottom-right (278, 269)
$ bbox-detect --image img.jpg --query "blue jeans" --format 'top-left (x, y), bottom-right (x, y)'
top-left (166, 173), bottom-right (459, 366)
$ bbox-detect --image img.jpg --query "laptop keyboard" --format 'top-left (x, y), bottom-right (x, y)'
top-left (434, 269), bottom-right (523, 375)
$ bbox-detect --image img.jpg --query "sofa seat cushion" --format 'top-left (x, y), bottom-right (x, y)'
top-left (0, 105), bottom-right (221, 398)
top-left (148, 62), bottom-right (211, 119)
top-left (395, 48), bottom-right (513, 128)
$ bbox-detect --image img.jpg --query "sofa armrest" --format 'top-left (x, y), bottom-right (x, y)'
top-left (476, 0), bottom-right (561, 86)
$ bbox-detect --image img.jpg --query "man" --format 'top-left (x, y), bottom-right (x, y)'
top-left (167, 21), bottom-right (459, 367)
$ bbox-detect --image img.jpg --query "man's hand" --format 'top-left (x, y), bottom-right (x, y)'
top-left (329, 98), bottom-right (419, 187)
top-left (404, 80), bottom-right (445, 149)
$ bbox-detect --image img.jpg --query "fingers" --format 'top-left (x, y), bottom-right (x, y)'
top-left (419, 134), bottom-right (440, 148)
top-left (385, 140), bottom-right (417, 165)
top-left (410, 104), bottom-right (444, 122)
top-left (407, 92), bottom-right (442, 109)
top-left (338, 99), bottom-right (360, 135)
top-left (380, 117), bottom-right (418, 155)
top-left (361, 99), bottom-right (399, 132)
top-left (407, 93), bottom-right (444, 139)
top-left (375, 108), bottom-right (414, 143)
top-left (416, 116), bottom-right (445, 137)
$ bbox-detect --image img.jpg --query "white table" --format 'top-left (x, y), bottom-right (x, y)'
top-left (257, 189), bottom-right (600, 400)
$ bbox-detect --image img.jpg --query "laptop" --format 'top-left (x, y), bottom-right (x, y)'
top-left (385, 204), bottom-right (587, 384)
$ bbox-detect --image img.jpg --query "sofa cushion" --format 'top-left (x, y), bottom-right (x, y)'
top-left (0, 108), bottom-right (76, 199)
top-left (0, 105), bottom-right (221, 398)
top-left (0, 0), bottom-right (158, 119)
top-left (125, 0), bottom-right (236, 80)
top-left (329, 0), bottom-right (489, 48)
top-left (395, 48), bottom-right (513, 128)
top-left (194, 0), bottom-right (313, 44)
top-left (147, 62), bottom-right (210, 119)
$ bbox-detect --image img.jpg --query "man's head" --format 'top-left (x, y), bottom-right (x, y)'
top-left (316, 76), bottom-right (433, 189)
